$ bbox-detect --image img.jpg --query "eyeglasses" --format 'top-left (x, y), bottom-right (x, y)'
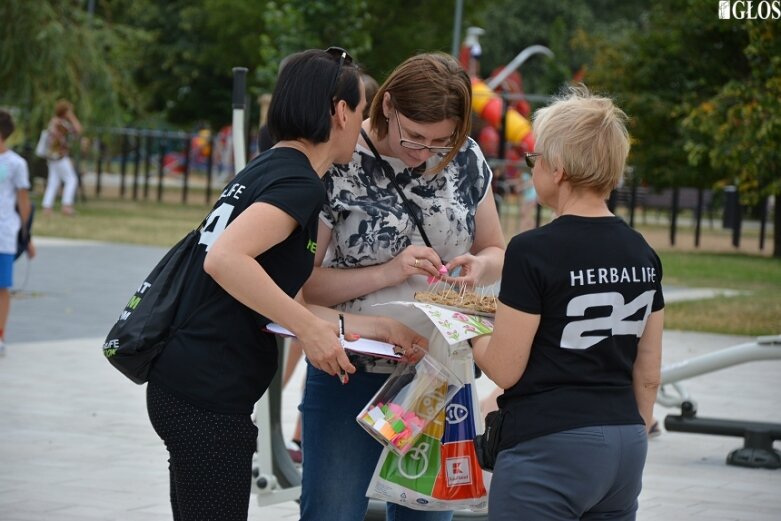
top-left (394, 109), bottom-right (454, 154)
top-left (525, 153), bottom-right (542, 169)
top-left (325, 47), bottom-right (353, 115)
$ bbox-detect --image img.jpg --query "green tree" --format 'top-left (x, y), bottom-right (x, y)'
top-left (254, 0), bottom-right (373, 95)
top-left (254, 0), bottom-right (490, 88)
top-left (360, 0), bottom-right (489, 80)
top-left (0, 0), bottom-right (149, 136)
top-left (583, 0), bottom-right (749, 188)
top-left (682, 22), bottom-right (781, 257)
top-left (117, 0), bottom-right (269, 128)
top-left (476, 0), bottom-right (650, 99)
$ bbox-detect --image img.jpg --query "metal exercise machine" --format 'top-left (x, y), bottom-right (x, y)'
top-left (657, 334), bottom-right (781, 469)
top-left (250, 336), bottom-right (302, 506)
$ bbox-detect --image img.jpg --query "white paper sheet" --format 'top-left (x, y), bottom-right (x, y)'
top-left (264, 323), bottom-right (401, 360)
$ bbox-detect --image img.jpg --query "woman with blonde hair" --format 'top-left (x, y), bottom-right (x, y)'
top-left (299, 52), bottom-right (505, 521)
top-left (471, 85), bottom-right (664, 520)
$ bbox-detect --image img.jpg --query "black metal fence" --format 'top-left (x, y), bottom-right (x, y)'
top-left (20, 126), bottom-right (773, 252)
top-left (23, 126), bottom-right (238, 206)
top-left (489, 158), bottom-right (774, 252)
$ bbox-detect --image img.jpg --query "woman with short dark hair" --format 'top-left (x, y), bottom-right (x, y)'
top-left (145, 48), bottom-right (428, 521)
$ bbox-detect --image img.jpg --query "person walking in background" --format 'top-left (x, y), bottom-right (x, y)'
top-left (144, 48), bottom-right (427, 521)
top-left (0, 109), bottom-right (36, 356)
top-left (471, 85), bottom-right (664, 521)
top-left (42, 99), bottom-right (82, 216)
top-left (298, 52), bottom-right (505, 521)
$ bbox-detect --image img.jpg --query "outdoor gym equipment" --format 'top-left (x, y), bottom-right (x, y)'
top-left (251, 337), bottom-right (302, 506)
top-left (460, 27), bottom-right (553, 158)
top-left (657, 334), bottom-right (781, 469)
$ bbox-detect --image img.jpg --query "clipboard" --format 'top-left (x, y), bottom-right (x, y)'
top-left (264, 323), bottom-right (402, 361)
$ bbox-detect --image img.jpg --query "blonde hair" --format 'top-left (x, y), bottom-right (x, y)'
top-left (369, 52), bottom-right (471, 173)
top-left (532, 85), bottom-right (630, 196)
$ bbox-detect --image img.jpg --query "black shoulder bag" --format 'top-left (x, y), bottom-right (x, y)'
top-left (361, 129), bottom-right (432, 248)
top-left (102, 223), bottom-right (203, 384)
top-left (474, 409), bottom-right (506, 471)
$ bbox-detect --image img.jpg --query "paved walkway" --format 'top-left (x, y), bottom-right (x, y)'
top-left (2, 239), bottom-right (780, 520)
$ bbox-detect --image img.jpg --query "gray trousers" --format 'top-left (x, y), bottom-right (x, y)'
top-left (488, 424), bottom-right (648, 521)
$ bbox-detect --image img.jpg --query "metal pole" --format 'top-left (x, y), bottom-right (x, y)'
top-left (487, 46), bottom-right (554, 91)
top-left (94, 137), bottom-right (103, 197)
top-left (119, 133), bottom-right (129, 198)
top-left (232, 67), bottom-right (248, 174)
top-left (143, 133), bottom-right (152, 200)
top-left (694, 187), bottom-right (704, 248)
top-left (450, 0), bottom-right (464, 57)
top-left (670, 186), bottom-right (679, 246)
top-left (758, 195), bottom-right (768, 251)
top-left (132, 131), bottom-right (141, 200)
top-left (181, 136), bottom-right (191, 204)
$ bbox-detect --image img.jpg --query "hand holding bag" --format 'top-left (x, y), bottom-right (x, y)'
top-left (102, 228), bottom-right (200, 384)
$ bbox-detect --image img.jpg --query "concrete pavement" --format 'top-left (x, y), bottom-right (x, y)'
top-left (1, 238), bottom-right (780, 520)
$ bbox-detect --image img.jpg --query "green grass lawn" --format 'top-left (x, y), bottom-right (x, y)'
top-left (658, 251), bottom-right (781, 336)
top-left (33, 197), bottom-right (207, 247)
top-left (31, 196), bottom-right (781, 336)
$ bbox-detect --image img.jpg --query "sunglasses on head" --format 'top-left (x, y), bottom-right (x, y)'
top-left (525, 152), bottom-right (542, 169)
top-left (325, 46), bottom-right (353, 115)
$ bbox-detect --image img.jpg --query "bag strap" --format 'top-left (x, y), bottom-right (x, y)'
top-left (360, 129), bottom-right (432, 248)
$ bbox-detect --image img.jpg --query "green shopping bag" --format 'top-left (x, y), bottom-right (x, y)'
top-left (366, 336), bottom-right (488, 512)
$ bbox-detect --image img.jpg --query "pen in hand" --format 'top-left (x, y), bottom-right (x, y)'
top-left (338, 313), bottom-right (349, 385)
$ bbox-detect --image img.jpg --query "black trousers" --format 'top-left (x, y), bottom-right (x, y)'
top-left (147, 381), bottom-right (258, 521)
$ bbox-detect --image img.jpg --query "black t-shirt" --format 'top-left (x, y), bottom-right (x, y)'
top-left (149, 148), bottom-right (325, 414)
top-left (496, 215), bottom-right (664, 448)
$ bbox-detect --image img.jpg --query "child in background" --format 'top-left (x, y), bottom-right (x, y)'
top-left (0, 109), bottom-right (36, 356)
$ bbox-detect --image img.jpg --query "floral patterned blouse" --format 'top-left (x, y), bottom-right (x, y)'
top-left (320, 137), bottom-right (493, 366)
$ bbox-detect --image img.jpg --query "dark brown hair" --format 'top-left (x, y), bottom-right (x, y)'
top-left (369, 53), bottom-right (472, 172)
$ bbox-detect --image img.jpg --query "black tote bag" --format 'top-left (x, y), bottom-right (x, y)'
top-left (102, 229), bottom-right (200, 384)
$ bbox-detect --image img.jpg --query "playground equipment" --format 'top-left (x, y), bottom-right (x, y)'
top-left (657, 334), bottom-right (781, 469)
top-left (471, 79), bottom-right (534, 153)
top-left (460, 28), bottom-right (553, 158)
